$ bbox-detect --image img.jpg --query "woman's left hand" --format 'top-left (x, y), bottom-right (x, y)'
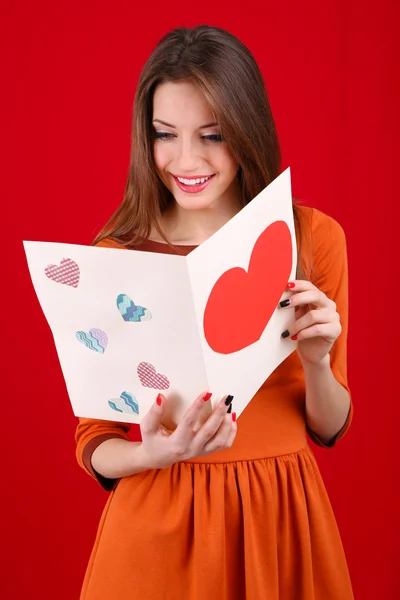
top-left (280, 280), bottom-right (342, 366)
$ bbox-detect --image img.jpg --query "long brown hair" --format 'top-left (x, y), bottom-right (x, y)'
top-left (94, 25), bottom-right (304, 273)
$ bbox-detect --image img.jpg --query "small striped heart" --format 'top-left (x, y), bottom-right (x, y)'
top-left (108, 391), bottom-right (139, 415)
top-left (76, 328), bottom-right (108, 353)
top-left (117, 294), bottom-right (152, 322)
top-left (45, 258), bottom-right (80, 288)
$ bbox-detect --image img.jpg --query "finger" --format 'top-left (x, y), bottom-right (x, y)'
top-left (171, 390), bottom-right (213, 449)
top-left (224, 415), bottom-right (238, 448)
top-left (286, 280), bottom-right (318, 292)
top-left (202, 412), bottom-right (236, 454)
top-left (295, 322), bottom-right (342, 342)
top-left (280, 290), bottom-right (332, 310)
top-left (140, 393), bottom-right (168, 436)
top-left (293, 304), bottom-right (308, 321)
top-left (193, 395), bottom-right (234, 448)
top-left (292, 308), bottom-right (337, 335)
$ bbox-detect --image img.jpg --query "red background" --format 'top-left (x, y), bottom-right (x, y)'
top-left (1, 1), bottom-right (399, 598)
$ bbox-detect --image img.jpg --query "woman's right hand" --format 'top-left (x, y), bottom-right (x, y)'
top-left (138, 392), bottom-right (237, 469)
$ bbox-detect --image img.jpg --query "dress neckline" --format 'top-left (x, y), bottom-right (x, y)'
top-left (145, 238), bottom-right (199, 249)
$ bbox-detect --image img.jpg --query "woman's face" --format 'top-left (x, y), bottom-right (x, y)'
top-left (152, 80), bottom-right (240, 212)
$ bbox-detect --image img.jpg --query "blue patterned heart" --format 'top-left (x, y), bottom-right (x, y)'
top-left (117, 294), bottom-right (152, 322)
top-left (76, 328), bottom-right (108, 353)
top-left (108, 391), bottom-right (139, 415)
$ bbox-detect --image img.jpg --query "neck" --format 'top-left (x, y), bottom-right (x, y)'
top-left (154, 191), bottom-right (243, 245)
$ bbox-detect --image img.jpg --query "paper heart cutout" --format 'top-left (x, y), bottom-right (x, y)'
top-left (117, 294), bottom-right (152, 322)
top-left (203, 220), bottom-right (292, 354)
top-left (76, 328), bottom-right (108, 353)
top-left (137, 362), bottom-right (170, 390)
top-left (108, 391), bottom-right (139, 415)
top-left (45, 258), bottom-right (80, 288)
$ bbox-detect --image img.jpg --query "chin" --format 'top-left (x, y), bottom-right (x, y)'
top-left (173, 193), bottom-right (220, 211)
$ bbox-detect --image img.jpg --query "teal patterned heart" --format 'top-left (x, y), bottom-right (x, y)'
top-left (117, 294), bottom-right (152, 322)
top-left (76, 328), bottom-right (108, 353)
top-left (108, 391), bottom-right (139, 415)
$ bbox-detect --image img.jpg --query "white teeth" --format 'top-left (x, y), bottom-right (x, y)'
top-left (177, 175), bottom-right (212, 185)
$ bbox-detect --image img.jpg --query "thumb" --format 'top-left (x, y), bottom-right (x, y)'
top-left (140, 393), bottom-right (167, 436)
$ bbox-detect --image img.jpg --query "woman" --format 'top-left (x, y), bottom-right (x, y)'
top-left (76, 24), bottom-right (353, 599)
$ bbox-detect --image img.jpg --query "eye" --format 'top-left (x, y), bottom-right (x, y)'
top-left (151, 132), bottom-right (174, 141)
top-left (202, 134), bottom-right (224, 142)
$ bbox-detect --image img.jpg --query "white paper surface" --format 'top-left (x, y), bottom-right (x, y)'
top-left (187, 168), bottom-right (298, 418)
top-left (23, 168), bottom-right (297, 425)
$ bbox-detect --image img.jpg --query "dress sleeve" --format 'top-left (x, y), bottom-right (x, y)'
top-left (75, 418), bottom-right (132, 491)
top-left (305, 209), bottom-right (353, 448)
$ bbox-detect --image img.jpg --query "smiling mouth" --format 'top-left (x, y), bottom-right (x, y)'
top-left (172, 174), bottom-right (213, 185)
top-left (171, 173), bottom-right (216, 193)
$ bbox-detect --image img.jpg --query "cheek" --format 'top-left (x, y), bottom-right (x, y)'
top-left (153, 143), bottom-right (169, 171)
top-left (215, 147), bottom-right (238, 178)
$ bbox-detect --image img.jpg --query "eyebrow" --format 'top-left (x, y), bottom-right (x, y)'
top-left (152, 119), bottom-right (219, 129)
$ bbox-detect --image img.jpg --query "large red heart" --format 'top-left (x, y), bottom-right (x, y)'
top-left (203, 220), bottom-right (292, 354)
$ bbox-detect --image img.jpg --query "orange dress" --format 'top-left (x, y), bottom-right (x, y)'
top-left (76, 206), bottom-right (354, 599)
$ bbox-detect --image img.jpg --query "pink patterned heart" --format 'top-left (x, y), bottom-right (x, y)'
top-left (137, 362), bottom-right (170, 390)
top-left (45, 258), bottom-right (80, 288)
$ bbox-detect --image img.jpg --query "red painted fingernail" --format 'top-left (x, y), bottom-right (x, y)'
top-left (287, 282), bottom-right (295, 289)
top-left (203, 392), bottom-right (212, 401)
top-left (291, 335), bottom-right (298, 340)
top-left (156, 393), bottom-right (162, 406)
top-left (232, 412), bottom-right (237, 422)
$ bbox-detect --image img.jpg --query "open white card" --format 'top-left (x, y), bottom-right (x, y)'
top-left (24, 168), bottom-right (297, 426)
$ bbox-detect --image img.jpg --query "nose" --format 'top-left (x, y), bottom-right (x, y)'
top-left (175, 137), bottom-right (202, 173)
